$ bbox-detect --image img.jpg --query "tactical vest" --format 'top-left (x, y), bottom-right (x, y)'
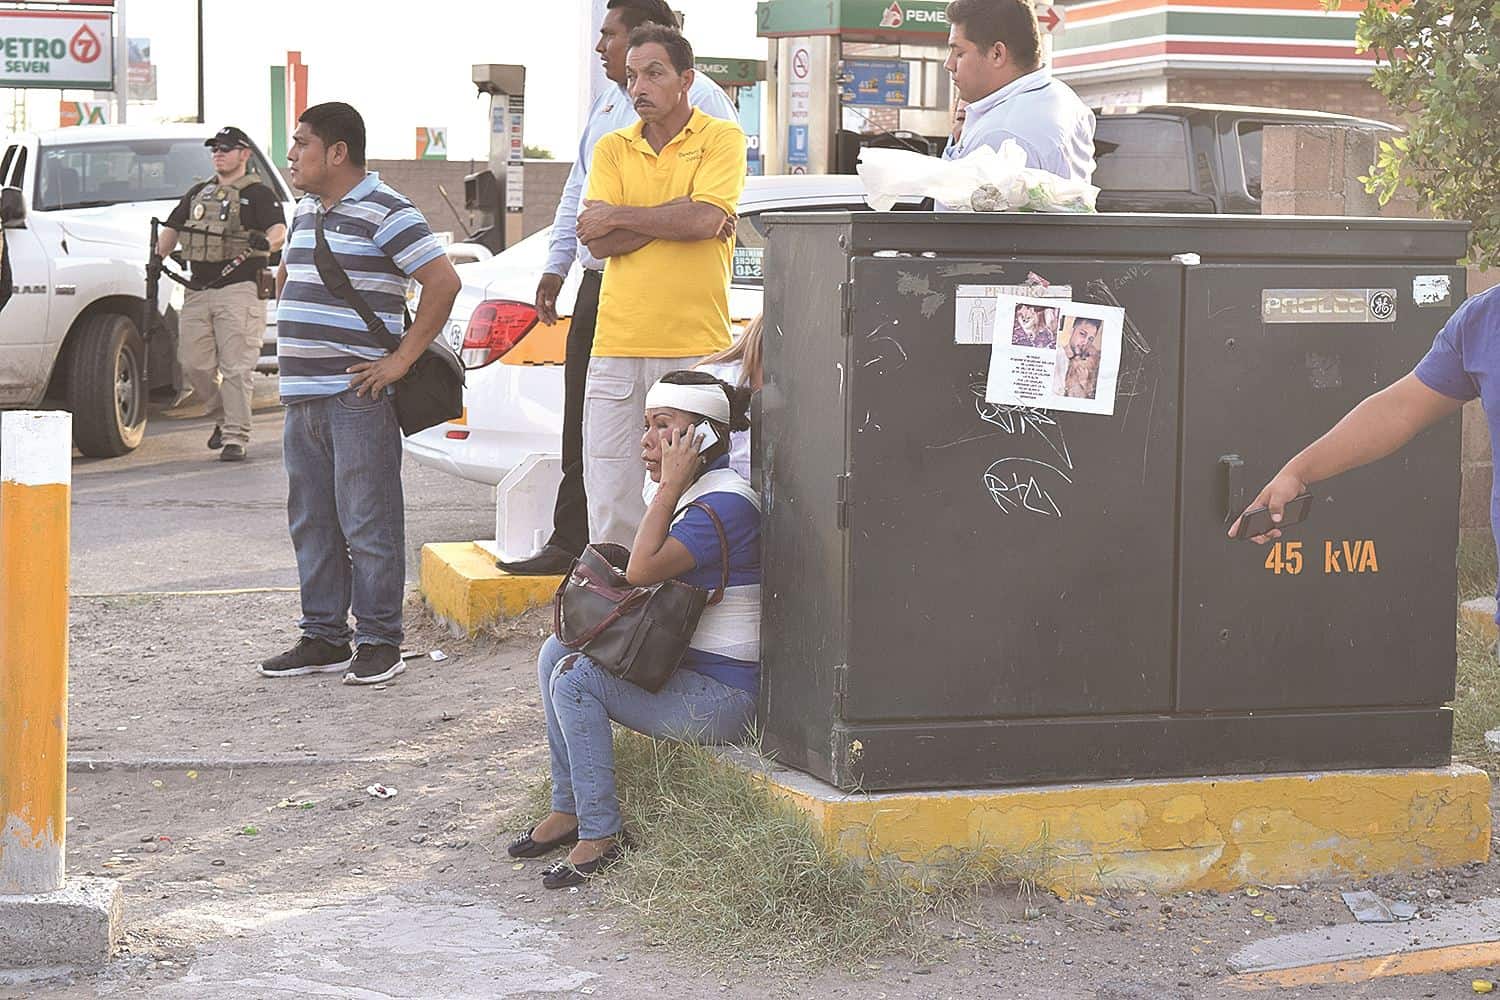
top-left (180, 174), bottom-right (265, 262)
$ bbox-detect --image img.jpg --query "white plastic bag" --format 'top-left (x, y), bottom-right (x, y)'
top-left (857, 139), bottom-right (1098, 214)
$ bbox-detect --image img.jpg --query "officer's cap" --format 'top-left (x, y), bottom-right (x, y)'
top-left (206, 126), bottom-right (252, 150)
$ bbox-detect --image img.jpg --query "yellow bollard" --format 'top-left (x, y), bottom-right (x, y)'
top-left (0, 410), bottom-right (71, 895)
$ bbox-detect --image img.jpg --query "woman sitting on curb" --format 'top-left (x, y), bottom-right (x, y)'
top-left (510, 370), bottom-right (761, 889)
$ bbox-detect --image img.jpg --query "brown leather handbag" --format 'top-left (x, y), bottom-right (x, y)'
top-left (553, 501), bottom-right (729, 693)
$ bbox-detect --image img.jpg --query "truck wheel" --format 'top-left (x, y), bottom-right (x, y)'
top-left (68, 312), bottom-right (147, 457)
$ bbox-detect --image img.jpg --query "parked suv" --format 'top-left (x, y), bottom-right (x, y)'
top-left (1092, 104), bottom-right (1399, 213)
top-left (0, 124), bottom-right (293, 456)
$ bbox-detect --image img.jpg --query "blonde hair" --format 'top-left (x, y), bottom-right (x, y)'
top-left (698, 314), bottom-right (764, 391)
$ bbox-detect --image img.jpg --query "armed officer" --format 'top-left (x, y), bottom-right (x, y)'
top-left (158, 126), bottom-right (286, 462)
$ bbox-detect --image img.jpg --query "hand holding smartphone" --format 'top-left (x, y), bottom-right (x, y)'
top-left (1233, 492), bottom-right (1313, 540)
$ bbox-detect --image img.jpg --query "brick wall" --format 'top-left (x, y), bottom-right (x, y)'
top-left (522, 161), bottom-right (571, 239)
top-left (1260, 124), bottom-right (1421, 218)
top-left (1262, 124), bottom-right (1491, 542)
top-left (1166, 76), bottom-right (1399, 125)
top-left (367, 159), bottom-right (486, 240)
top-left (365, 159), bottom-right (573, 244)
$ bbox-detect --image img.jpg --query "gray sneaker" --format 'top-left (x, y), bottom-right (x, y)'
top-left (343, 644), bottom-right (406, 686)
top-left (259, 637), bottom-right (353, 678)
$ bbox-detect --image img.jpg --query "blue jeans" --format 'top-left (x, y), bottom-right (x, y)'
top-left (537, 634), bottom-right (756, 840)
top-left (282, 390), bottom-right (405, 648)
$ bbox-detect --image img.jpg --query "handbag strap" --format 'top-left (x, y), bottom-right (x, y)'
top-left (312, 211), bottom-right (404, 354)
top-left (688, 500), bottom-right (731, 607)
top-left (561, 587), bottom-right (651, 648)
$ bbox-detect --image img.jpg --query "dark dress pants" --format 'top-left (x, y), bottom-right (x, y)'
top-left (547, 267), bottom-right (602, 555)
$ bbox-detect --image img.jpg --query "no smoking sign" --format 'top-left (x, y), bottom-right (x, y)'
top-left (791, 48), bottom-right (810, 79)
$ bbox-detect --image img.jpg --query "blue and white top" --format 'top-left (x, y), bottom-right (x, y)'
top-left (276, 172), bottom-right (447, 402)
top-left (942, 68), bottom-right (1096, 184)
top-left (667, 460), bottom-right (761, 694)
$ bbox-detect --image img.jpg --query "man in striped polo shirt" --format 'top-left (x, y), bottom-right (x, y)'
top-left (258, 102), bottom-right (460, 687)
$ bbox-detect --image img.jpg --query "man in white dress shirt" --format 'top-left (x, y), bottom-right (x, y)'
top-left (942, 0), bottom-right (1095, 184)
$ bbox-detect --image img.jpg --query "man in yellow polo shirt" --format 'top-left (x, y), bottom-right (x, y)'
top-left (575, 21), bottom-right (747, 546)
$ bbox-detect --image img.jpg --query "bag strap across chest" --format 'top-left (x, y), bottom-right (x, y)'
top-left (312, 212), bottom-right (404, 354)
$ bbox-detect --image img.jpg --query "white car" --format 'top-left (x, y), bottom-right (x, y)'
top-left (403, 175), bottom-right (902, 486)
top-left (0, 124), bottom-right (295, 455)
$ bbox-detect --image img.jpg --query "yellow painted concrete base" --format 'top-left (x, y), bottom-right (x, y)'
top-left (418, 542), bottom-right (562, 633)
top-left (755, 759), bottom-right (1492, 895)
top-left (1461, 597), bottom-right (1497, 641)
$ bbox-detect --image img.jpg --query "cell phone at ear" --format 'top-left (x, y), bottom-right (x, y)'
top-left (695, 421), bottom-right (720, 454)
top-left (1233, 492), bottom-right (1313, 540)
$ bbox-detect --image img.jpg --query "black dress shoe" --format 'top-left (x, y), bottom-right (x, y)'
top-left (497, 543), bottom-right (576, 576)
top-left (207, 424), bottom-right (223, 450)
top-left (507, 823), bottom-right (580, 859)
top-left (542, 841), bottom-right (626, 889)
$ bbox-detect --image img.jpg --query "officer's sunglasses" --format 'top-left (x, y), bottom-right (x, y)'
top-left (209, 143), bottom-right (242, 153)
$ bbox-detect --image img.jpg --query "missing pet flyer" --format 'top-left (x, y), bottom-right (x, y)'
top-left (983, 295), bottom-right (1125, 416)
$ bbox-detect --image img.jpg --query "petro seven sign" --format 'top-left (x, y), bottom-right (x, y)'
top-left (0, 10), bottom-right (114, 89)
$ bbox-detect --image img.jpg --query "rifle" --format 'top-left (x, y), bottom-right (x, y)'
top-left (144, 217), bottom-right (270, 390)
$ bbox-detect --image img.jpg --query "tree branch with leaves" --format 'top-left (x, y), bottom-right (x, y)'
top-left (1332, 0), bottom-right (1494, 265)
top-left (1323, 0), bottom-right (1499, 265)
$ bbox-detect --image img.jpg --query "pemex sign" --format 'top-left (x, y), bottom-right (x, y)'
top-left (0, 9), bottom-right (113, 89)
top-left (758, 0), bottom-right (949, 37)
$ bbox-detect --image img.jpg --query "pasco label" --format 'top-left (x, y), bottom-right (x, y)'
top-left (1261, 288), bottom-right (1399, 324)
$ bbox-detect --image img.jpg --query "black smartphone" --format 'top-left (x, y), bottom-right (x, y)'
top-left (1233, 492), bottom-right (1314, 539)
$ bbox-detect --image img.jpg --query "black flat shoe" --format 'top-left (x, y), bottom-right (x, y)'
top-left (507, 824), bottom-right (579, 859)
top-left (542, 841), bottom-right (626, 889)
top-left (497, 544), bottom-right (576, 576)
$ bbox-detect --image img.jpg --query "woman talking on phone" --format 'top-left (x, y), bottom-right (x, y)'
top-left (509, 371), bottom-right (761, 889)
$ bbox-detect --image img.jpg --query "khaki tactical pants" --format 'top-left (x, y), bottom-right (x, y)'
top-left (179, 281), bottom-right (265, 447)
top-left (582, 354), bottom-right (705, 547)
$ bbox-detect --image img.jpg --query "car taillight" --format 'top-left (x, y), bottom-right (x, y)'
top-left (462, 301), bottom-right (538, 368)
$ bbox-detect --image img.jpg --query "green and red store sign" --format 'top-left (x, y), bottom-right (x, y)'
top-left (756, 0), bottom-right (950, 38)
top-left (758, 1), bottom-right (1368, 78)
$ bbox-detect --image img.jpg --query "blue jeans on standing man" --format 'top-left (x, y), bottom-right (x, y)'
top-left (537, 634), bottom-right (755, 840)
top-left (283, 390), bottom-right (405, 648)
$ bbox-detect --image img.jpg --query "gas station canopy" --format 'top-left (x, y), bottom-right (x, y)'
top-left (756, 0), bottom-right (951, 41)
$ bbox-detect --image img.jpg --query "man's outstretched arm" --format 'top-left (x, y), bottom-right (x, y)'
top-left (1231, 373), bottom-right (1464, 541)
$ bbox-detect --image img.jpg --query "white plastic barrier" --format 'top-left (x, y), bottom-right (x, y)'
top-left (490, 453), bottom-right (563, 563)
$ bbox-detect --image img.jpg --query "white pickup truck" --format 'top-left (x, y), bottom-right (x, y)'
top-left (0, 123), bottom-right (293, 456)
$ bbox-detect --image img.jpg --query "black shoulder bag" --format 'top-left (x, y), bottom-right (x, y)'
top-left (553, 501), bottom-right (731, 693)
top-left (311, 213), bottom-right (464, 436)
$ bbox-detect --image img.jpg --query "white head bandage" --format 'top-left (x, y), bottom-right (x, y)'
top-left (644, 380), bottom-right (730, 424)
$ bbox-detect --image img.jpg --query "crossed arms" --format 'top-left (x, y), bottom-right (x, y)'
top-left (577, 197), bottom-right (735, 260)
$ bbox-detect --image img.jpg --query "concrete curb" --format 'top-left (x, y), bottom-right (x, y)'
top-left (418, 541), bottom-right (562, 634)
top-left (0, 876), bottom-right (122, 969)
top-left (66, 755), bottom-right (397, 772)
top-left (1460, 596), bottom-right (1497, 641)
top-left (1229, 897), bottom-right (1500, 974)
top-left (727, 749), bottom-right (1493, 895)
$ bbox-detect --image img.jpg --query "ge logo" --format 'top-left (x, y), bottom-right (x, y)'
top-left (1368, 290), bottom-right (1396, 321)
